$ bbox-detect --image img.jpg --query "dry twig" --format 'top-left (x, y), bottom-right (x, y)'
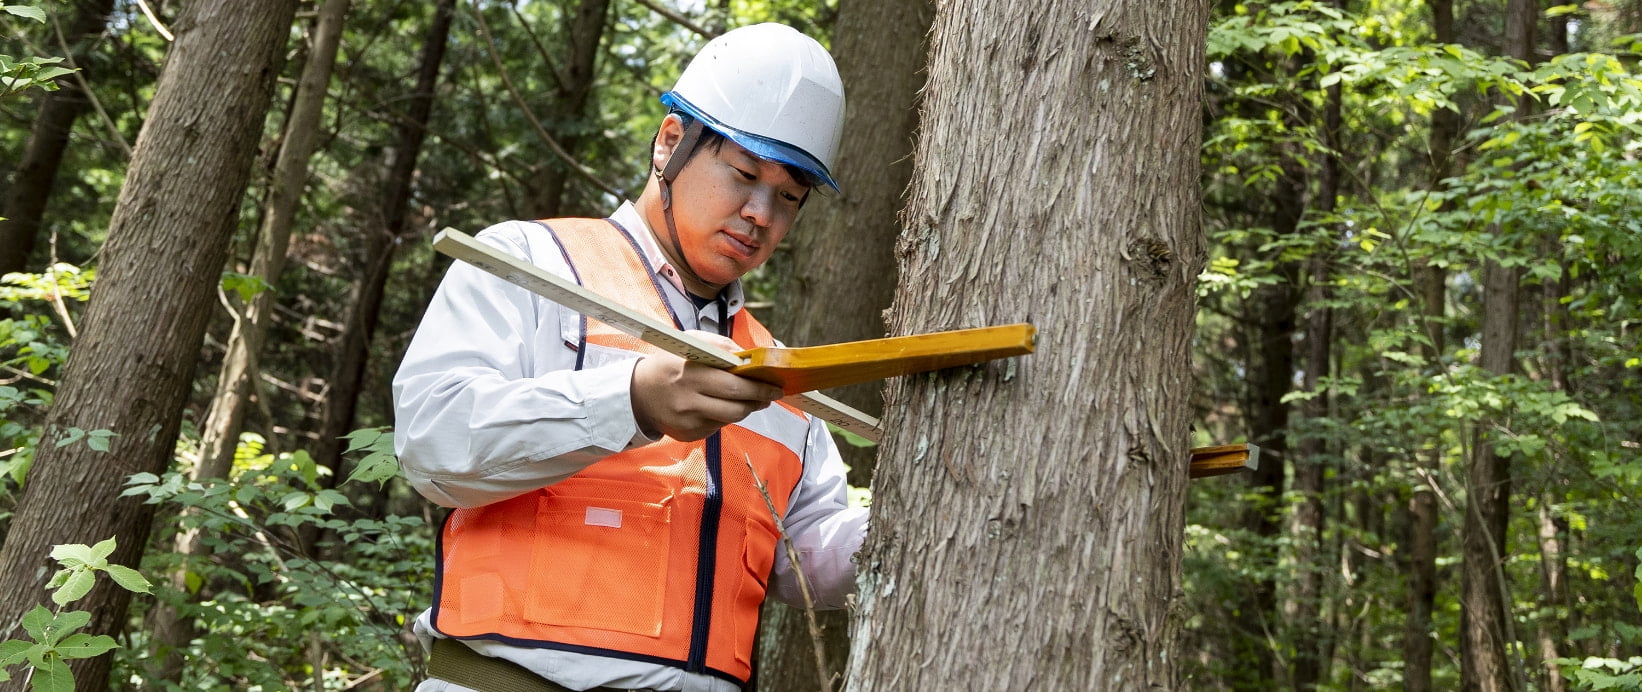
top-left (745, 454), bottom-right (833, 692)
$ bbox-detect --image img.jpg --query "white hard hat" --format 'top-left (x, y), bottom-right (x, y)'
top-left (661, 23), bottom-right (845, 191)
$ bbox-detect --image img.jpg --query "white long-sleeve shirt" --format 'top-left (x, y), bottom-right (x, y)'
top-left (394, 201), bottom-right (867, 692)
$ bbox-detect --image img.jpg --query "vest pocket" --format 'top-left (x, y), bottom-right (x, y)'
top-left (733, 517), bottom-right (780, 667)
top-left (524, 486), bottom-right (672, 636)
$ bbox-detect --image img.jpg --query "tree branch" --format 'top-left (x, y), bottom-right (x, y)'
top-left (467, 0), bottom-right (621, 199)
top-left (631, 0), bottom-right (716, 40)
top-left (508, 0), bottom-right (570, 94)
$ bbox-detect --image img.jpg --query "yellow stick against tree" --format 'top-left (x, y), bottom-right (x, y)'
top-left (432, 227), bottom-right (1256, 480)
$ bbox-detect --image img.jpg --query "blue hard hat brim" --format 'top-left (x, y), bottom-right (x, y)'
top-left (661, 92), bottom-right (840, 193)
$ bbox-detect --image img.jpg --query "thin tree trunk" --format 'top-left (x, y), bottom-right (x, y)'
top-left (845, 2), bottom-right (1207, 688)
top-left (1405, 3), bottom-right (1457, 689)
top-left (144, 0), bottom-right (351, 678)
top-left (310, 0), bottom-right (455, 484)
top-left (1288, 40), bottom-right (1342, 686)
top-left (1534, 494), bottom-right (1568, 692)
top-left (0, 2), bottom-right (297, 689)
top-left (199, 0), bottom-right (350, 498)
top-left (518, 0), bottom-right (610, 219)
top-left (0, 0), bottom-right (117, 279)
top-left (1461, 1), bottom-right (1533, 688)
top-left (1235, 143), bottom-right (1304, 691)
top-left (1532, 6), bottom-right (1571, 688)
top-left (756, 0), bottom-right (933, 688)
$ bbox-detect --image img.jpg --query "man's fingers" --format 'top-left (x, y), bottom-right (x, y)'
top-left (682, 329), bottom-right (741, 353)
top-left (684, 362), bottom-right (783, 403)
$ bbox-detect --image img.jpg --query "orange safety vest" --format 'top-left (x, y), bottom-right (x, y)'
top-left (431, 217), bottom-right (810, 686)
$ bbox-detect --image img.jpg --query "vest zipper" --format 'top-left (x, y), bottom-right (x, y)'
top-left (687, 431), bottom-right (724, 672)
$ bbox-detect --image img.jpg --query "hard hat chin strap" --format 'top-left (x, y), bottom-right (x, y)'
top-left (656, 118), bottom-right (710, 295)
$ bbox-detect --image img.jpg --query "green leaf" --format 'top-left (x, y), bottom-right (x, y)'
top-left (48, 544), bottom-right (96, 569)
top-left (2, 6), bottom-right (47, 22)
top-left (344, 451), bottom-right (400, 486)
top-left (103, 565), bottom-right (150, 594)
top-left (85, 430), bottom-right (113, 453)
top-left (52, 633), bottom-right (116, 659)
top-left (219, 272), bottom-right (272, 304)
top-left (87, 537), bottom-right (116, 562)
top-left (30, 654), bottom-right (73, 692)
top-left (43, 610), bottom-right (90, 645)
top-left (19, 605), bottom-right (51, 641)
top-left (0, 639), bottom-right (34, 666)
top-left (313, 489), bottom-right (349, 513)
top-left (279, 490), bottom-right (310, 511)
top-left (341, 426), bottom-right (386, 453)
top-left (52, 427), bottom-right (83, 448)
top-left (50, 569), bottom-right (93, 607)
top-left (43, 568), bottom-right (69, 590)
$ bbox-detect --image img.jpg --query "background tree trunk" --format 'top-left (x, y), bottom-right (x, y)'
top-left (310, 0), bottom-right (455, 481)
top-left (844, 2), bottom-right (1207, 689)
top-left (143, 0), bottom-right (351, 678)
top-left (520, 0), bottom-right (611, 219)
top-left (1234, 121), bottom-right (1304, 692)
top-left (1461, 0), bottom-right (1532, 689)
top-left (1404, 3), bottom-right (1458, 688)
top-left (0, 1), bottom-right (297, 688)
top-left (755, 0), bottom-right (933, 688)
top-left (1288, 38), bottom-right (1342, 686)
top-left (0, 0), bottom-right (117, 279)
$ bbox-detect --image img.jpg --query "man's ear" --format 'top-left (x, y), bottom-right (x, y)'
top-left (652, 115), bottom-right (685, 173)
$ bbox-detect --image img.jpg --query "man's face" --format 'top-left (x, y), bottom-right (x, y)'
top-left (655, 122), bottom-right (810, 296)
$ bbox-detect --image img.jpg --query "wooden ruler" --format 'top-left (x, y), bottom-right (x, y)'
top-left (433, 228), bottom-right (1259, 480)
top-left (432, 228), bottom-right (885, 442)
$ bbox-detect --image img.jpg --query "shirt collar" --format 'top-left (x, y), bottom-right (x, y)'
top-left (611, 200), bottom-right (748, 316)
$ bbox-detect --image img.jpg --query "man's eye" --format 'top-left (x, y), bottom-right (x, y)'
top-left (733, 167), bottom-right (756, 181)
top-left (781, 191), bottom-right (802, 203)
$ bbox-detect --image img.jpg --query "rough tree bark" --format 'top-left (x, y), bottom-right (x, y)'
top-left (843, 2), bottom-right (1207, 689)
top-left (143, 0), bottom-right (351, 678)
top-left (1404, 2), bottom-right (1457, 689)
top-left (519, 0), bottom-right (611, 219)
top-left (309, 0), bottom-right (455, 481)
top-left (755, 0), bottom-right (933, 688)
top-left (0, 1), bottom-right (298, 689)
top-left (1461, 0), bottom-right (1533, 689)
top-left (0, 0), bottom-right (117, 279)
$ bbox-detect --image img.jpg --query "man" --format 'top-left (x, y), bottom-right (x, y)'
top-left (393, 23), bottom-right (867, 692)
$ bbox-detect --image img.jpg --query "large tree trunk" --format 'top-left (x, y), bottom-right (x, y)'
top-left (1461, 1), bottom-right (1532, 689)
top-left (0, 0), bottom-right (117, 279)
top-left (143, 0), bottom-right (351, 679)
top-left (1404, 3), bottom-right (1458, 689)
top-left (520, 0), bottom-right (611, 218)
top-left (0, 1), bottom-right (297, 689)
top-left (844, 2), bottom-right (1207, 689)
top-left (310, 0), bottom-right (455, 480)
top-left (755, 0), bottom-right (933, 688)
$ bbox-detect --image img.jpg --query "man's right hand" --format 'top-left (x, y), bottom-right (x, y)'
top-left (630, 330), bottom-right (784, 441)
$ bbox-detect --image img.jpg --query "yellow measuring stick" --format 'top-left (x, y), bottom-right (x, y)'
top-left (433, 228), bottom-right (1036, 443)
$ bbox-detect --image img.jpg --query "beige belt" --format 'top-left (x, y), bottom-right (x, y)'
top-left (427, 638), bottom-right (656, 692)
